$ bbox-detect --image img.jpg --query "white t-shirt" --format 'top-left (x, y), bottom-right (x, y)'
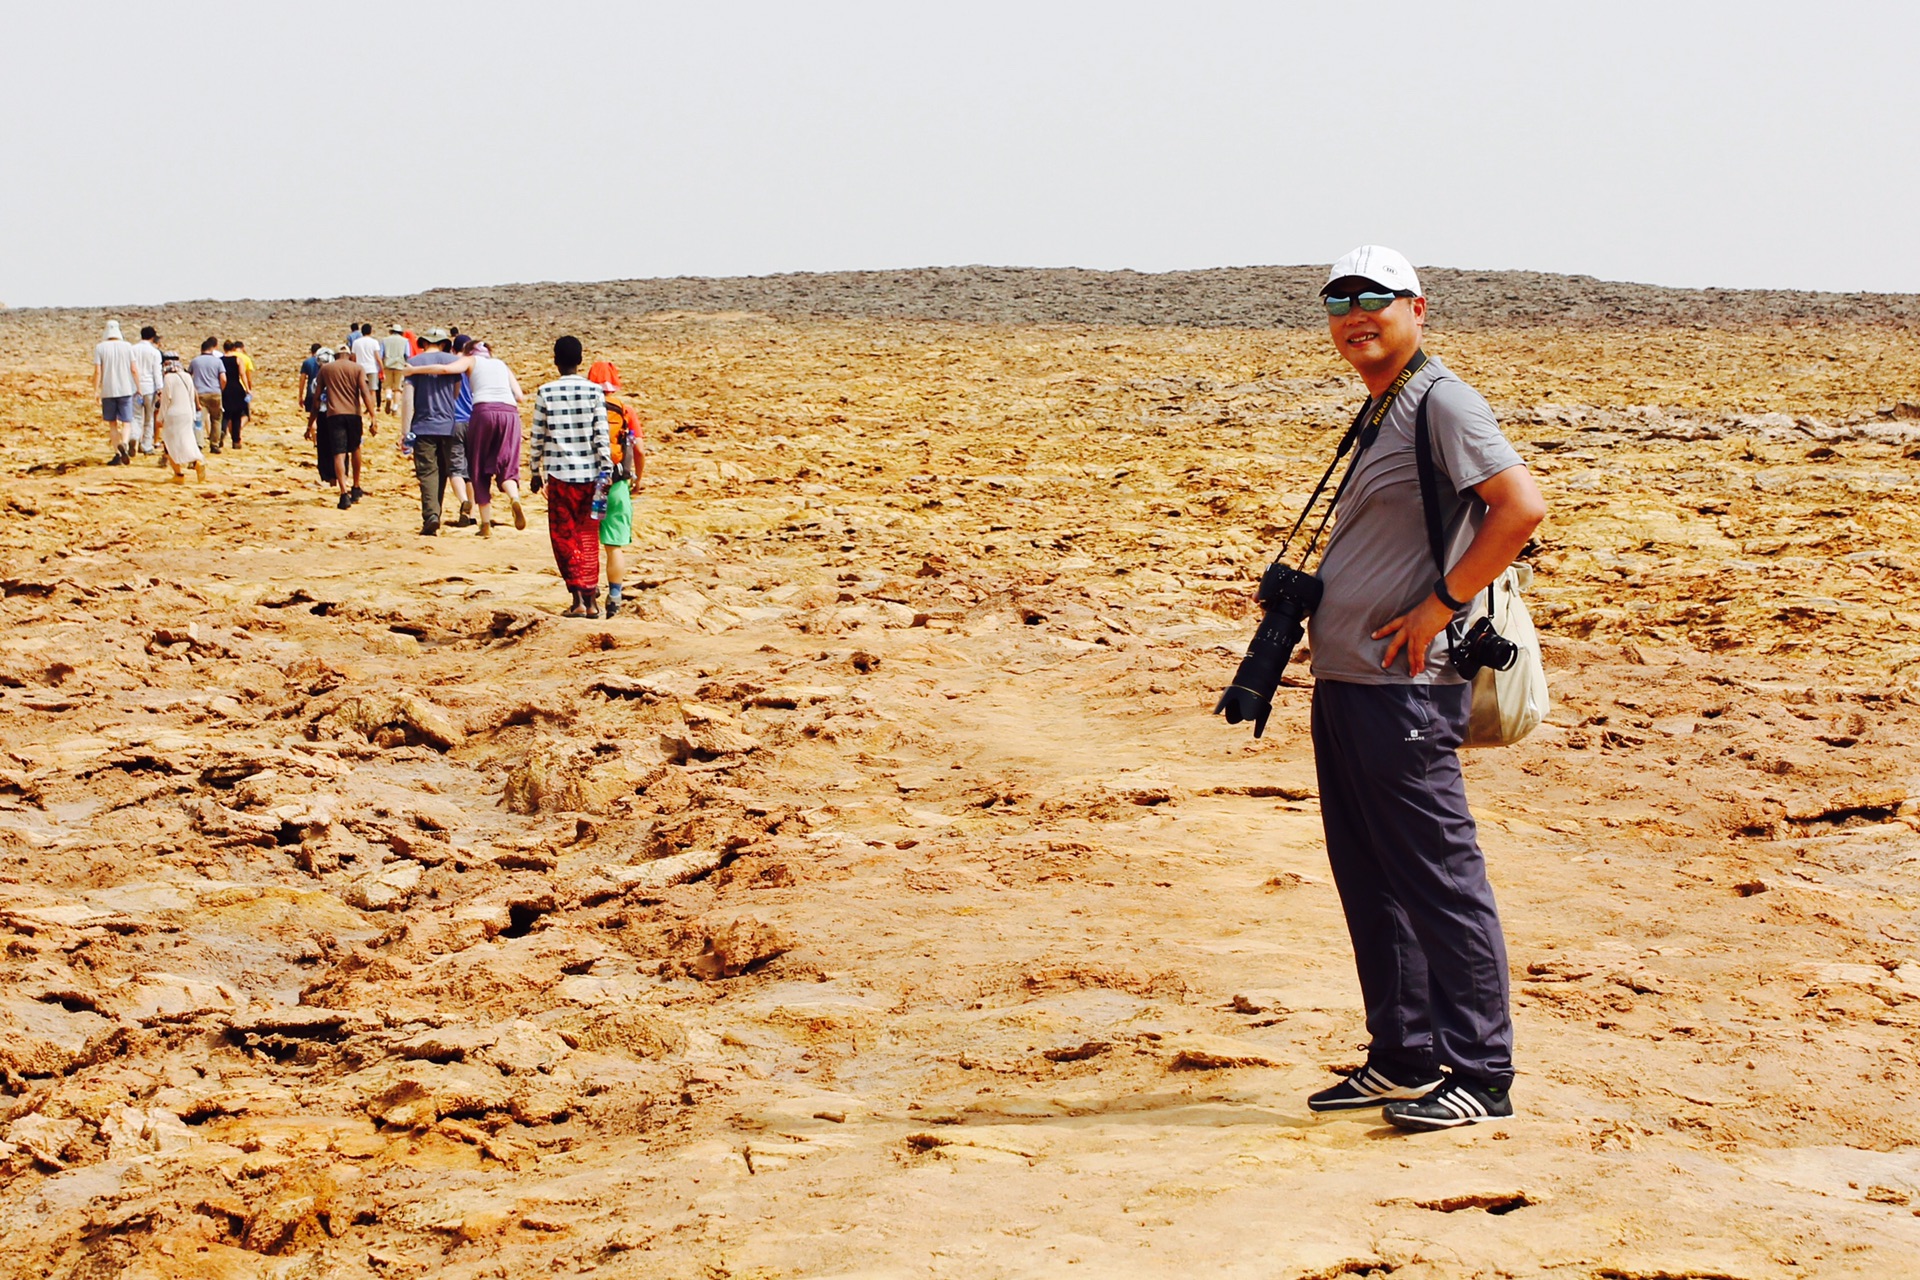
top-left (131, 340), bottom-right (163, 394)
top-left (351, 335), bottom-right (384, 372)
top-left (94, 339), bottom-right (137, 398)
top-left (468, 355), bottom-right (517, 405)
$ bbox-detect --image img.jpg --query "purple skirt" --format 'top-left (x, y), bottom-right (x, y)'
top-left (466, 401), bottom-right (523, 503)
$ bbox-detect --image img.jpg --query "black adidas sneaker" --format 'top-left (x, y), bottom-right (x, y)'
top-left (1382, 1077), bottom-right (1513, 1130)
top-left (1308, 1064), bottom-right (1444, 1112)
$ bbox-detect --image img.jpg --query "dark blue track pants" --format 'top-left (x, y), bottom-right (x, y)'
top-left (1310, 678), bottom-right (1513, 1088)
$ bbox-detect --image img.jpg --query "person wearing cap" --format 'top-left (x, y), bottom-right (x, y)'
top-left (405, 334), bottom-right (481, 527)
top-left (401, 327), bottom-right (465, 535)
top-left (398, 338), bottom-right (527, 536)
top-left (93, 320), bottom-right (139, 465)
top-left (1289, 245), bottom-right (1544, 1132)
top-left (381, 324), bottom-right (409, 414)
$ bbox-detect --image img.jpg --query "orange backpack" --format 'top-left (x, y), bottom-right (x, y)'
top-left (606, 397), bottom-right (641, 482)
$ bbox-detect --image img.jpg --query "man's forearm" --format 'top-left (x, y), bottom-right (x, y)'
top-left (1439, 509), bottom-right (1537, 603)
top-left (1437, 466), bottom-right (1545, 604)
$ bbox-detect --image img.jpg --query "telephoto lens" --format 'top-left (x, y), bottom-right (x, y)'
top-left (1214, 563), bottom-right (1324, 738)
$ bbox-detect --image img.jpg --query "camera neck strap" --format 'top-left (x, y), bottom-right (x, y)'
top-left (1277, 349), bottom-right (1428, 568)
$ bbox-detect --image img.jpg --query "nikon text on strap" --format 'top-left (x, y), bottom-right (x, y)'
top-left (1273, 349), bottom-right (1429, 572)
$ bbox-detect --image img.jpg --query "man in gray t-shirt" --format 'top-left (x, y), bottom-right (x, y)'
top-left (1288, 245), bottom-right (1544, 1132)
top-left (1307, 359), bottom-right (1523, 683)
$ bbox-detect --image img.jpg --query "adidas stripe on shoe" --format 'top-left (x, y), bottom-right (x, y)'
top-left (1308, 1065), bottom-right (1444, 1112)
top-left (1382, 1078), bottom-right (1513, 1131)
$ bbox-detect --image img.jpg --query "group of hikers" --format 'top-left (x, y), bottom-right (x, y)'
top-left (89, 322), bottom-right (257, 480)
top-left (93, 320), bottom-right (646, 620)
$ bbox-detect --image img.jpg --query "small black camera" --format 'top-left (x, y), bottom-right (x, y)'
top-left (1214, 563), bottom-right (1324, 738)
top-left (1449, 616), bottom-right (1518, 679)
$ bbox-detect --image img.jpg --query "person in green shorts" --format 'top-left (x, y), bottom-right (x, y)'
top-left (590, 362), bottom-right (643, 615)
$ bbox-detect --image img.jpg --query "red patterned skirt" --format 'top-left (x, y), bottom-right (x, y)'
top-left (546, 478), bottom-right (600, 591)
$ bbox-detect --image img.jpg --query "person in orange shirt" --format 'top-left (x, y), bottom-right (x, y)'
top-left (589, 361), bottom-right (643, 615)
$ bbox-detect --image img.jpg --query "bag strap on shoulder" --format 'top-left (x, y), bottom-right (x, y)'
top-left (1413, 388), bottom-right (1448, 577)
top-left (1414, 381), bottom-right (1495, 612)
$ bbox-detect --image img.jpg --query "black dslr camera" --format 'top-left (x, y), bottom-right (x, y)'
top-left (1448, 616), bottom-right (1518, 679)
top-left (1213, 562), bottom-right (1323, 739)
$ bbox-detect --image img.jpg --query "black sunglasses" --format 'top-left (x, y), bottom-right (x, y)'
top-left (1323, 290), bottom-right (1414, 316)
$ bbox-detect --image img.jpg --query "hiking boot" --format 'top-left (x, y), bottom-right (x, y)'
top-left (1308, 1064), bottom-right (1443, 1112)
top-left (420, 521), bottom-right (439, 537)
top-left (337, 493), bottom-right (353, 510)
top-left (604, 585), bottom-right (624, 615)
top-left (350, 485), bottom-right (365, 500)
top-left (1383, 1078), bottom-right (1513, 1131)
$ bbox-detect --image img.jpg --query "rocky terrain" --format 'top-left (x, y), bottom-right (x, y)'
top-left (0, 266), bottom-right (1917, 1278)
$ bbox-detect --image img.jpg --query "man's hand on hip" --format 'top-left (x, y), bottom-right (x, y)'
top-left (1374, 595), bottom-right (1458, 677)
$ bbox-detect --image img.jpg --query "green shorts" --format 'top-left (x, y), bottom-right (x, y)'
top-left (599, 478), bottom-right (633, 547)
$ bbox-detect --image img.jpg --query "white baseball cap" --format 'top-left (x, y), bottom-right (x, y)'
top-left (1323, 245), bottom-right (1422, 298)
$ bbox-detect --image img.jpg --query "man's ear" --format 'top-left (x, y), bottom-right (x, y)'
top-left (1410, 296), bottom-right (1428, 325)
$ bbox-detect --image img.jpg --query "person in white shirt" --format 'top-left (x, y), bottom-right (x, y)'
top-left (93, 320), bottom-right (140, 465)
top-left (381, 324), bottom-right (409, 414)
top-left (131, 326), bottom-right (165, 457)
top-left (351, 323), bottom-right (386, 414)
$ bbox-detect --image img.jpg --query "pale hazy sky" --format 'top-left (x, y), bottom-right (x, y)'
top-left (3, 2), bottom-right (1914, 308)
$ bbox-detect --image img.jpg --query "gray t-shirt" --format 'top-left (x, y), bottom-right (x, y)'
top-left (189, 353), bottom-right (225, 395)
top-left (1307, 356), bottom-right (1524, 685)
top-left (408, 350), bottom-right (462, 435)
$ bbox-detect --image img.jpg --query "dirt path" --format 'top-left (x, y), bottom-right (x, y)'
top-left (1, 291), bottom-right (1917, 1278)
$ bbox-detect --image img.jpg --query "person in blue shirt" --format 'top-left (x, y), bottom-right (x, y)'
top-left (398, 328), bottom-right (475, 534)
top-left (298, 344), bottom-right (323, 444)
top-left (448, 335), bottom-right (476, 526)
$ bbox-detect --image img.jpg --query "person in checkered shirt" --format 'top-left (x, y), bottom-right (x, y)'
top-left (530, 335), bottom-right (612, 617)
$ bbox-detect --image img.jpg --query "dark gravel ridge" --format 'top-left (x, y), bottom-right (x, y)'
top-left (8, 264), bottom-right (1919, 332)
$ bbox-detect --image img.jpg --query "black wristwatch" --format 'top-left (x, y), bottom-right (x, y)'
top-left (1433, 577), bottom-right (1468, 611)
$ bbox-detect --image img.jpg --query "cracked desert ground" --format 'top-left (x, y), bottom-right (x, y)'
top-left (1, 269), bottom-right (1918, 1279)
